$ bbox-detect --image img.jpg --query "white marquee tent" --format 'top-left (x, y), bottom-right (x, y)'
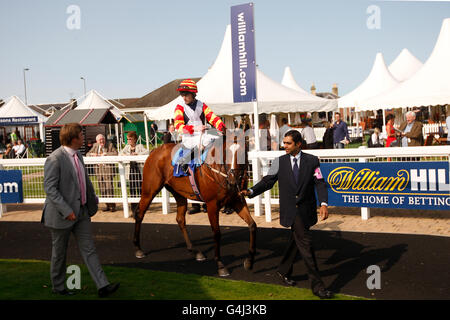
top-left (0, 95), bottom-right (47, 141)
top-left (388, 48), bottom-right (423, 83)
top-left (338, 53), bottom-right (399, 109)
top-left (73, 90), bottom-right (124, 120)
top-left (358, 18), bottom-right (450, 110)
top-left (145, 25), bottom-right (337, 121)
top-left (281, 66), bottom-right (311, 95)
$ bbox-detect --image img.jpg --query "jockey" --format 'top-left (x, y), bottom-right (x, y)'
top-left (174, 79), bottom-right (226, 165)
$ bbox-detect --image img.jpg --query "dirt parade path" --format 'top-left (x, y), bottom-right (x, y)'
top-left (2, 203), bottom-right (449, 237)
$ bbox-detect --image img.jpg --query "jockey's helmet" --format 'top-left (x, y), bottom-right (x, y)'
top-left (177, 79), bottom-right (198, 94)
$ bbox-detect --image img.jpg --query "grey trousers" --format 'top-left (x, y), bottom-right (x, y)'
top-left (49, 207), bottom-right (109, 291)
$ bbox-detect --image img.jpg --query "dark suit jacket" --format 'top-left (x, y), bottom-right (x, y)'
top-left (249, 152), bottom-right (328, 228)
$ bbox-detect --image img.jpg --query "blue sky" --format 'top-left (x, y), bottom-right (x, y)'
top-left (1, 0), bottom-right (449, 104)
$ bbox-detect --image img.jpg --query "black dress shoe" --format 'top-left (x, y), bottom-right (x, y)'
top-left (314, 289), bottom-right (334, 299)
top-left (98, 282), bottom-right (120, 298)
top-left (276, 272), bottom-right (296, 286)
top-left (52, 289), bottom-right (75, 296)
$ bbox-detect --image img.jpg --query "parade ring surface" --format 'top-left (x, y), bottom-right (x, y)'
top-left (0, 203), bottom-right (449, 300)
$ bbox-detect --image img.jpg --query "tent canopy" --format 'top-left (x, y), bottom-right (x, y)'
top-left (281, 66), bottom-right (311, 95)
top-left (145, 25), bottom-right (337, 121)
top-left (358, 18), bottom-right (450, 110)
top-left (71, 90), bottom-right (124, 120)
top-left (338, 53), bottom-right (399, 109)
top-left (0, 96), bottom-right (47, 125)
top-left (388, 48), bottom-right (423, 83)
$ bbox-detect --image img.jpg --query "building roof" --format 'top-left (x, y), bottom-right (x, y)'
top-left (109, 98), bottom-right (140, 109)
top-left (45, 108), bottom-right (118, 127)
top-left (316, 92), bottom-right (339, 99)
top-left (126, 77), bottom-right (201, 109)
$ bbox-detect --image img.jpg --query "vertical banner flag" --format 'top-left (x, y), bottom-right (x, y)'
top-left (231, 3), bottom-right (257, 103)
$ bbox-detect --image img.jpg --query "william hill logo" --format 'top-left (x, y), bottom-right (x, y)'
top-left (328, 167), bottom-right (409, 193)
top-left (327, 167), bottom-right (450, 194)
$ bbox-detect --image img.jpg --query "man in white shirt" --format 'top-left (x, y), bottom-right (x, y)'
top-left (13, 139), bottom-right (26, 157)
top-left (300, 120), bottom-right (318, 149)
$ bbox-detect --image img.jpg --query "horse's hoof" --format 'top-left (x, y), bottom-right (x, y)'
top-left (135, 250), bottom-right (146, 259)
top-left (218, 268), bottom-right (230, 277)
top-left (244, 258), bottom-right (254, 270)
top-left (195, 252), bottom-right (206, 262)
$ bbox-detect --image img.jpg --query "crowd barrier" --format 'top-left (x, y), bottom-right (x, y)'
top-left (0, 146), bottom-right (449, 220)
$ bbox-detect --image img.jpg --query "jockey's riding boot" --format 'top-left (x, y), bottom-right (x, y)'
top-left (188, 203), bottom-right (201, 215)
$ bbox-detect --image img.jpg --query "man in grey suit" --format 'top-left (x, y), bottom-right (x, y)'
top-left (41, 123), bottom-right (119, 297)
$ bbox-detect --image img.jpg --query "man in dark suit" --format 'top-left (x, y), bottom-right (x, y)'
top-left (42, 123), bottom-right (120, 297)
top-left (240, 130), bottom-right (333, 299)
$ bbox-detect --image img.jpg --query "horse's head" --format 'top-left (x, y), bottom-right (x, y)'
top-left (222, 130), bottom-right (249, 190)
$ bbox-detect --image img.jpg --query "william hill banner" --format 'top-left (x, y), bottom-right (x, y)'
top-left (320, 162), bottom-right (450, 210)
top-left (231, 3), bottom-right (257, 103)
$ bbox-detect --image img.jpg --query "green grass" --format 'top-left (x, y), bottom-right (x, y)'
top-left (0, 259), bottom-right (365, 300)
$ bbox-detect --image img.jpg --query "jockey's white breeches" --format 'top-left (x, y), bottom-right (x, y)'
top-left (181, 132), bottom-right (219, 149)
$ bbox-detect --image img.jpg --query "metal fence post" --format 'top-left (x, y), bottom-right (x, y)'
top-left (117, 161), bottom-right (129, 218)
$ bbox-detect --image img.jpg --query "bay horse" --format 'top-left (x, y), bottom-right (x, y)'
top-left (133, 131), bottom-right (256, 277)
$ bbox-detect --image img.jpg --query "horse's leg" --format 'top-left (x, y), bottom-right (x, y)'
top-left (232, 198), bottom-right (257, 270)
top-left (206, 201), bottom-right (229, 277)
top-left (133, 173), bottom-right (164, 259)
top-left (173, 194), bottom-right (206, 262)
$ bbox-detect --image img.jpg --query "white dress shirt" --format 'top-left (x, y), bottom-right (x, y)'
top-left (63, 146), bottom-right (87, 202)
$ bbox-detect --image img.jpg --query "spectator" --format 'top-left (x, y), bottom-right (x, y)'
top-left (238, 114), bottom-right (251, 132)
top-left (279, 118), bottom-right (291, 149)
top-left (368, 128), bottom-right (384, 148)
top-left (322, 121), bottom-right (334, 149)
top-left (120, 131), bottom-right (149, 217)
top-left (15, 139), bottom-right (26, 157)
top-left (149, 122), bottom-right (158, 147)
top-left (4, 143), bottom-right (14, 159)
top-left (385, 114), bottom-right (397, 147)
top-left (300, 120), bottom-right (318, 149)
top-left (10, 131), bottom-right (18, 144)
top-left (331, 112), bottom-right (350, 149)
top-left (12, 141), bottom-right (19, 155)
top-left (398, 111), bottom-right (423, 147)
top-left (258, 117), bottom-right (271, 151)
top-left (163, 124), bottom-right (178, 144)
top-left (87, 134), bottom-right (118, 212)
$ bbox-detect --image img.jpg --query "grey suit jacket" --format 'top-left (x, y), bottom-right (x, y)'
top-left (41, 146), bottom-right (98, 229)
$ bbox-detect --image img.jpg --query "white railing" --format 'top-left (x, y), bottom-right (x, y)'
top-left (0, 146), bottom-right (449, 220)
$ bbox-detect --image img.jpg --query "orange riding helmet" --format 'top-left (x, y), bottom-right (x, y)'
top-left (177, 79), bottom-right (198, 93)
